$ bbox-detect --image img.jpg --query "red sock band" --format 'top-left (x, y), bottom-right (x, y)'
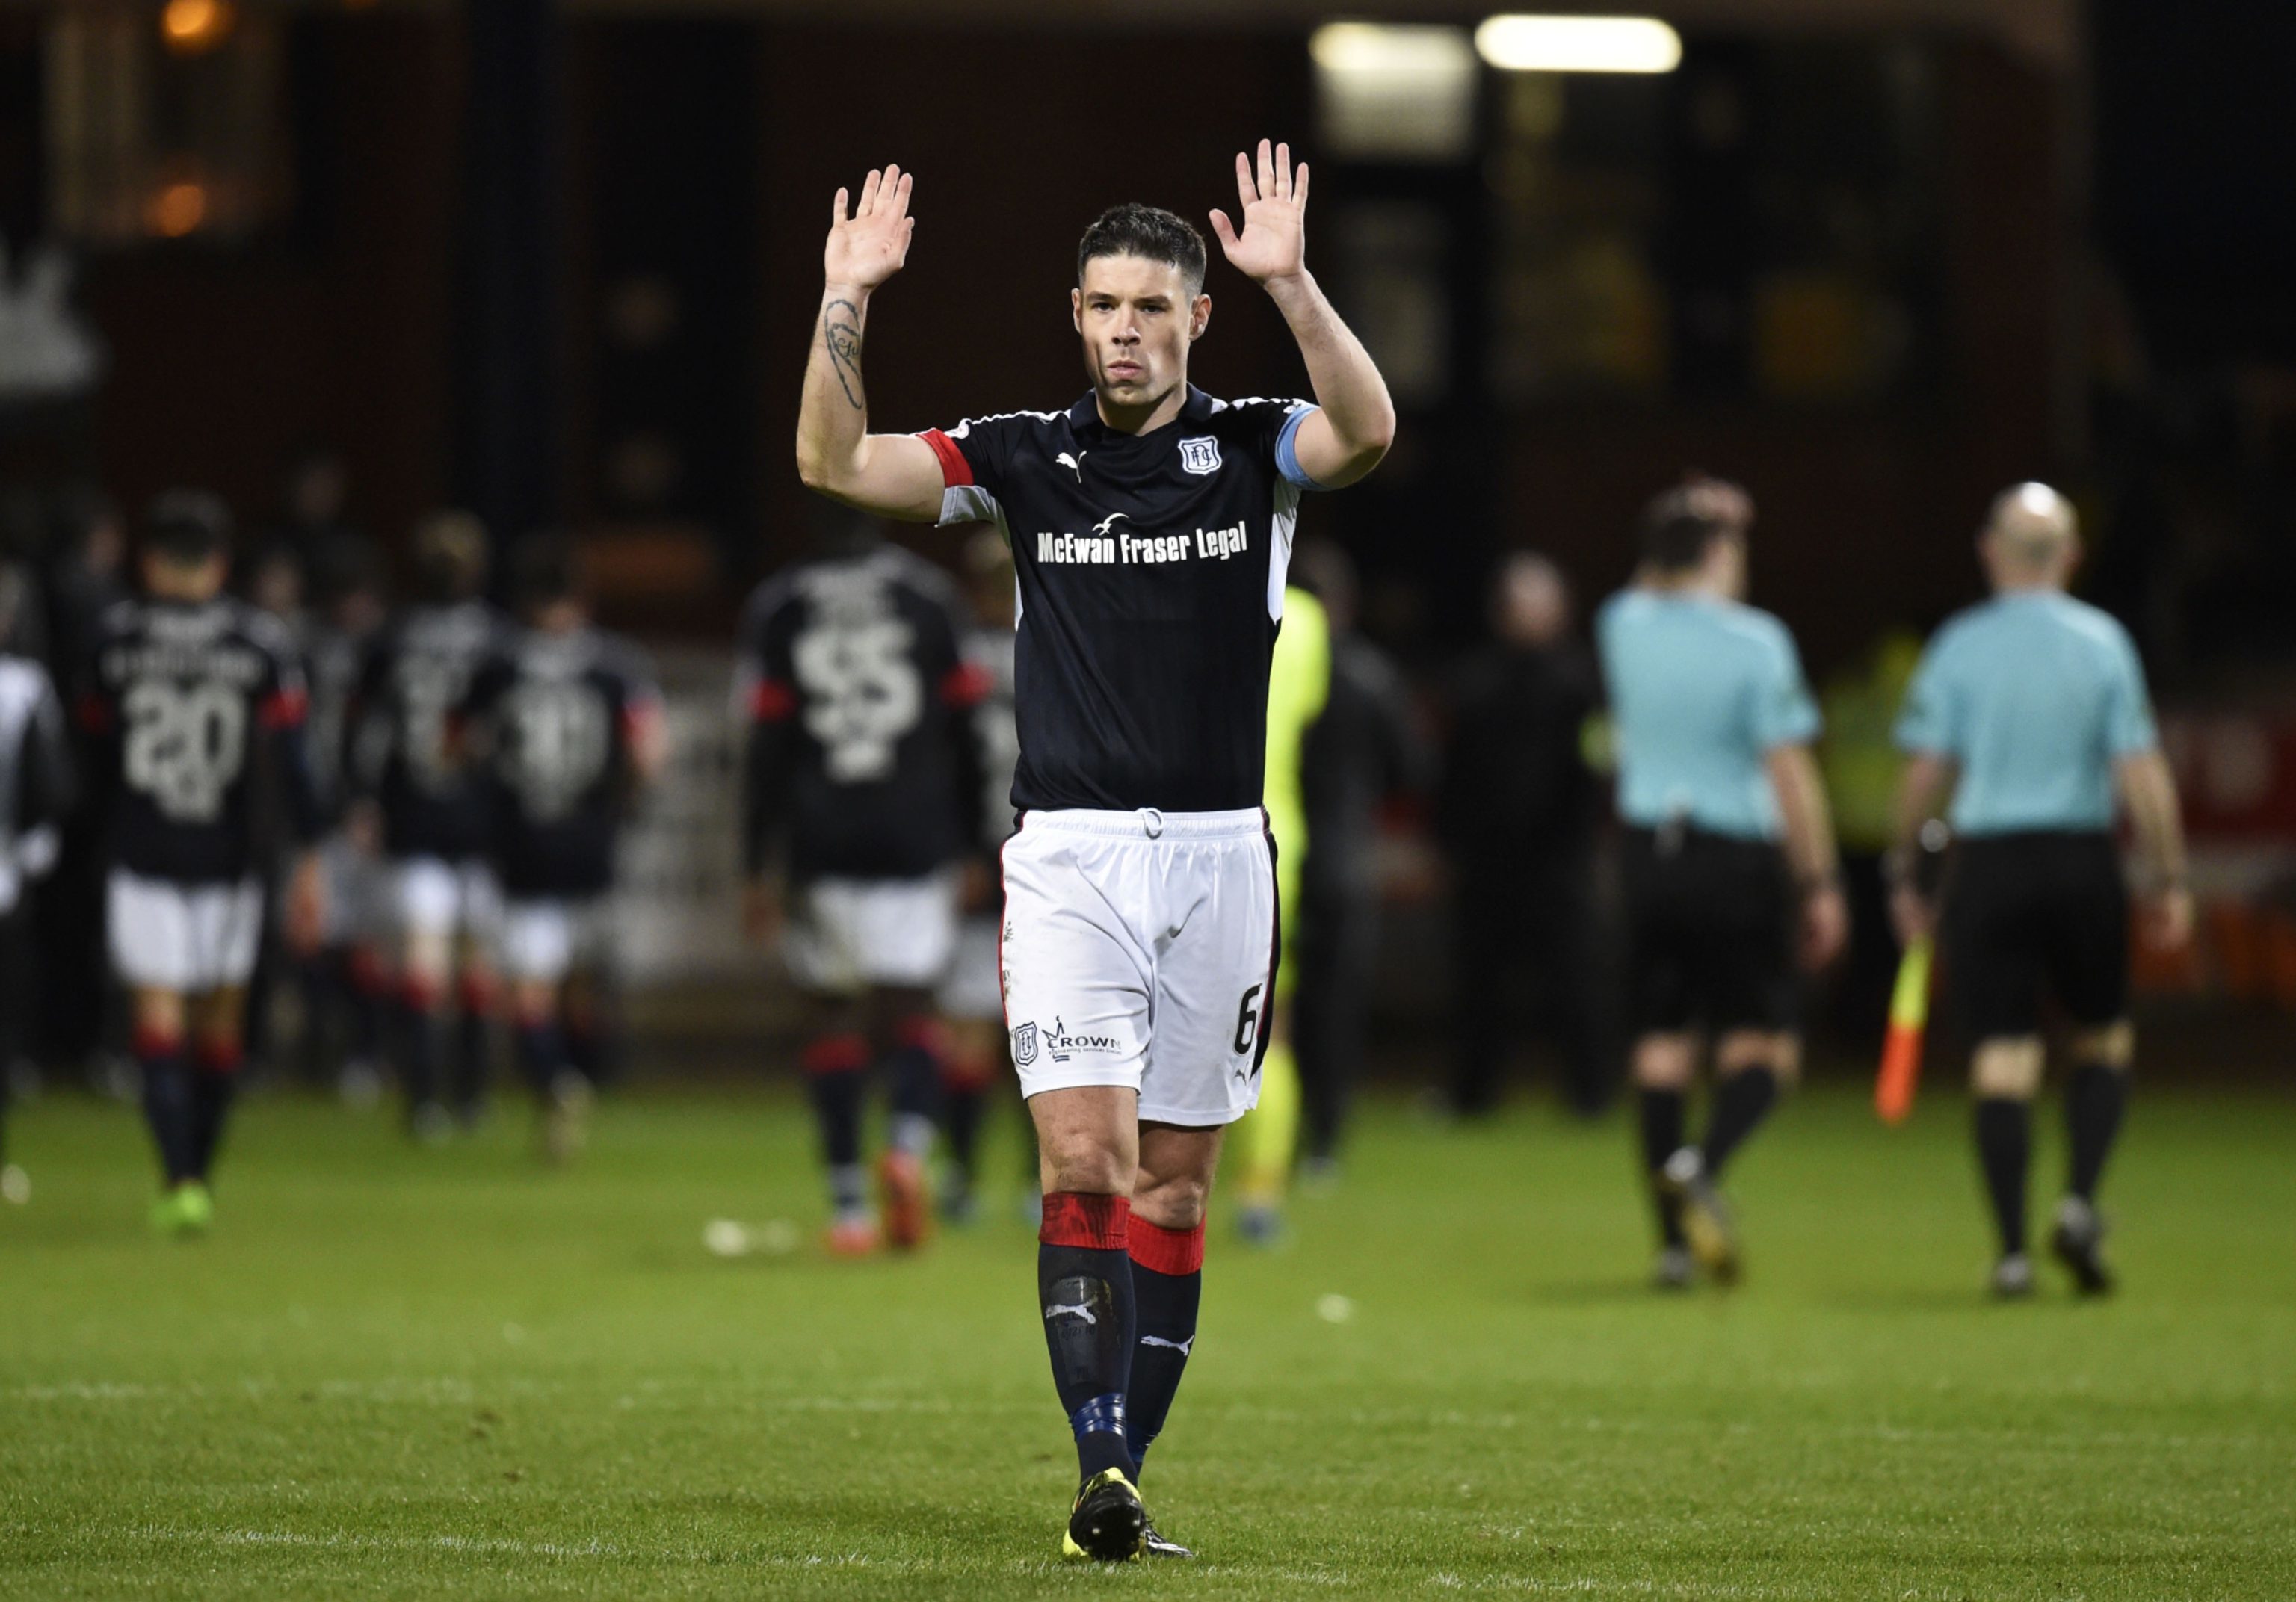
top-left (132, 1023), bottom-right (185, 1062)
top-left (402, 974), bottom-right (444, 1012)
top-left (1128, 1216), bottom-right (1206, 1276)
top-left (194, 1039), bottom-right (244, 1077)
top-left (349, 946), bottom-right (390, 996)
top-left (1040, 1191), bottom-right (1131, 1251)
top-left (458, 972), bottom-right (498, 1015)
top-left (800, 1033), bottom-right (871, 1077)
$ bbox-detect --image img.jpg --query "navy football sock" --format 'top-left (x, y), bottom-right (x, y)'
top-left (1125, 1216), bottom-right (1204, 1478)
top-left (136, 1030), bottom-right (196, 1185)
top-left (514, 1019), bottom-right (564, 1099)
top-left (1039, 1191), bottom-right (1137, 1482)
top-left (188, 1041), bottom-right (243, 1180)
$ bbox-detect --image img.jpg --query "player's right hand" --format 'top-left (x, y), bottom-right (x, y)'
top-left (1800, 882), bottom-right (1849, 971)
top-left (824, 166), bottom-right (915, 292)
top-left (2143, 885), bottom-right (2194, 953)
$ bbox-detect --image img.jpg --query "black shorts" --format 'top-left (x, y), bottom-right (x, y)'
top-left (1623, 826), bottom-right (1797, 1035)
top-left (1944, 831), bottom-right (2129, 1040)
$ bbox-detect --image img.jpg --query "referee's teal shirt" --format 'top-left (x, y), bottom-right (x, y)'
top-left (1893, 591), bottom-right (2158, 837)
top-left (1596, 589), bottom-right (1821, 841)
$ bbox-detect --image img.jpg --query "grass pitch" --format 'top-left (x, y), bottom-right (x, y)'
top-left (3, 1077), bottom-right (2292, 1599)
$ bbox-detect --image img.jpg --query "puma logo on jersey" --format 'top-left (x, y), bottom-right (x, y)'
top-left (1056, 451), bottom-right (1087, 480)
top-left (1043, 1302), bottom-right (1099, 1326)
top-left (1139, 1334), bottom-right (1194, 1355)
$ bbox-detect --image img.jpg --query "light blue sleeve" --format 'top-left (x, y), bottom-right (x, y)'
top-left (1750, 623), bottom-right (1821, 749)
top-left (1274, 405), bottom-right (1327, 492)
top-left (1893, 637), bottom-right (1959, 755)
top-left (2102, 628), bottom-right (2159, 756)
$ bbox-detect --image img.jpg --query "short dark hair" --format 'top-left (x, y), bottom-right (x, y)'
top-left (513, 536), bottom-right (580, 612)
top-left (1638, 476), bottom-right (1753, 572)
top-left (1077, 203), bottom-right (1207, 294)
top-left (144, 489), bottom-right (232, 566)
top-left (411, 509), bottom-right (489, 602)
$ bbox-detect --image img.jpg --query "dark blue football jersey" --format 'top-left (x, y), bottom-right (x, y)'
top-left (462, 625), bottom-right (661, 900)
top-left (919, 386), bottom-right (1321, 814)
top-left (736, 543), bottom-right (985, 881)
top-left (80, 597), bottom-right (314, 884)
top-left (350, 601), bottom-right (512, 861)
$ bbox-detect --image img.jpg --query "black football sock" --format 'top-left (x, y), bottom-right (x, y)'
top-left (136, 1029), bottom-right (196, 1186)
top-left (188, 1042), bottom-right (243, 1181)
top-left (1039, 1191), bottom-right (1137, 1482)
top-left (1124, 1217), bottom-right (1204, 1479)
top-left (802, 1035), bottom-right (871, 1214)
top-left (345, 950), bottom-right (385, 1066)
top-left (1700, 1066), bottom-right (1780, 1179)
top-left (566, 1016), bottom-right (618, 1089)
top-left (2066, 1063), bottom-right (2129, 1204)
top-left (1975, 1097), bottom-right (2031, 1256)
top-left (1637, 1086), bottom-right (1688, 1249)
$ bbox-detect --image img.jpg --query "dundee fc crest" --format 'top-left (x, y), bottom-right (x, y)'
top-left (1013, 1022), bottom-right (1039, 1067)
top-left (1179, 436), bottom-right (1222, 475)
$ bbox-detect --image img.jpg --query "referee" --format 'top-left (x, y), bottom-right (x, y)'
top-left (1598, 479), bottom-right (1846, 1289)
top-left (1890, 484), bottom-right (2191, 1298)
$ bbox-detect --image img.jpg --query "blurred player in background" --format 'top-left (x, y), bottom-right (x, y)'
top-left (1889, 484), bottom-right (2191, 1297)
top-left (737, 522), bottom-right (986, 1254)
top-left (1440, 551), bottom-right (1611, 1119)
top-left (1292, 537), bottom-right (1427, 1177)
top-left (463, 541), bottom-right (666, 1162)
top-left (934, 528), bottom-right (1021, 1223)
top-left (0, 563), bottom-right (74, 1207)
top-left (300, 536), bottom-right (391, 1102)
top-left (794, 141), bottom-right (1393, 1559)
top-left (78, 492), bottom-right (323, 1234)
top-left (351, 512), bottom-right (509, 1139)
top-left (1229, 581), bottom-right (1327, 1243)
top-left (1598, 479), bottom-right (1845, 1288)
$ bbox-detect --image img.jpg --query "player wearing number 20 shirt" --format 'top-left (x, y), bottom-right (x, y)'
top-left (78, 492), bottom-right (324, 1232)
top-left (796, 143), bottom-right (1394, 1562)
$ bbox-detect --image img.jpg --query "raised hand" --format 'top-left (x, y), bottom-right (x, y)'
top-left (824, 165), bottom-right (915, 291)
top-left (1209, 139), bottom-right (1308, 285)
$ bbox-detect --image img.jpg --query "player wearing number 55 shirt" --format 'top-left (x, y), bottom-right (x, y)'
top-left (794, 143), bottom-right (1394, 1561)
top-left (461, 542), bottom-right (667, 1163)
top-left (735, 527), bottom-right (987, 1255)
top-left (78, 492), bottom-right (324, 1235)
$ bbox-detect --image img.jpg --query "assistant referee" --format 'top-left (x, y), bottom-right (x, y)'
top-left (1598, 478), bottom-right (1847, 1289)
top-left (1890, 483), bottom-right (2191, 1299)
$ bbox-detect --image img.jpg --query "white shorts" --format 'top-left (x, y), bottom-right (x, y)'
top-left (108, 870), bottom-right (265, 993)
top-left (394, 856), bottom-right (502, 945)
top-left (937, 914), bottom-right (1005, 1022)
top-left (499, 898), bottom-right (612, 986)
top-left (1000, 808), bottom-right (1277, 1127)
top-left (785, 873), bottom-right (958, 995)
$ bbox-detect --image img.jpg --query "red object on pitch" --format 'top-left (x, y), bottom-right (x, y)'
top-left (1875, 938), bottom-right (1934, 1125)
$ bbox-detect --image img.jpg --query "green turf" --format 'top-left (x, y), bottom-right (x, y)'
top-left (3, 1080), bottom-right (2292, 1599)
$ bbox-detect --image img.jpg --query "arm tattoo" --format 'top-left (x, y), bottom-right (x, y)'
top-left (823, 298), bottom-right (865, 410)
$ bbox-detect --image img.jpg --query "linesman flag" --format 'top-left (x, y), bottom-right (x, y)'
top-left (1875, 936), bottom-right (1934, 1125)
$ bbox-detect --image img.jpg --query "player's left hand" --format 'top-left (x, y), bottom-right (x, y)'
top-left (1889, 882), bottom-right (1937, 949)
top-left (1800, 881), bottom-right (1849, 971)
top-left (1210, 139), bottom-right (1309, 285)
